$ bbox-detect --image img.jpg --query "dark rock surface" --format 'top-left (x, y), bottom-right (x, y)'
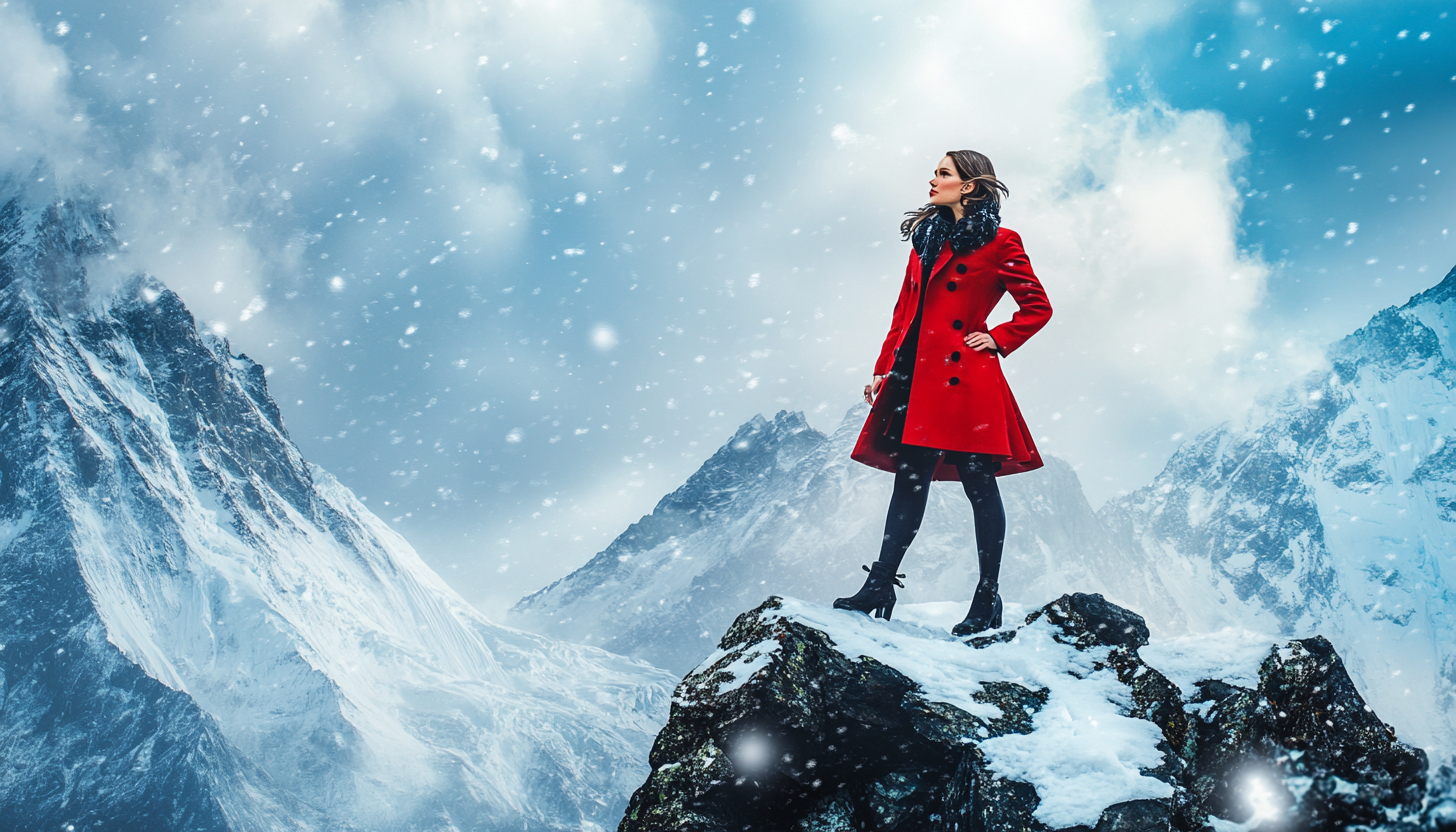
top-left (618, 593), bottom-right (1430, 832)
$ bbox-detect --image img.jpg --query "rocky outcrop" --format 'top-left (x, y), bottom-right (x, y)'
top-left (619, 594), bottom-right (1428, 832)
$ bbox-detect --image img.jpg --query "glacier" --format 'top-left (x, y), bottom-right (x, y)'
top-left (0, 171), bottom-right (675, 831)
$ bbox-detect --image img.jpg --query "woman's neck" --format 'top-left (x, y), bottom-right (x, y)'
top-left (949, 202), bottom-right (964, 222)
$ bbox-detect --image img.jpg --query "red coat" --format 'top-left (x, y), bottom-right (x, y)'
top-left (851, 227), bottom-right (1052, 480)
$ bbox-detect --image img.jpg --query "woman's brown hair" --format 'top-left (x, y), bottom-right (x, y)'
top-left (900, 150), bottom-right (1009, 240)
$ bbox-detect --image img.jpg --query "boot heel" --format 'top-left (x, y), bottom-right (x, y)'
top-left (952, 581), bottom-right (1002, 636)
top-left (834, 563), bottom-right (906, 619)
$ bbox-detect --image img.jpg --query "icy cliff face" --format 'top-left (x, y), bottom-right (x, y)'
top-left (1100, 265), bottom-right (1456, 751)
top-left (0, 172), bottom-right (675, 831)
top-left (513, 404), bottom-right (1184, 674)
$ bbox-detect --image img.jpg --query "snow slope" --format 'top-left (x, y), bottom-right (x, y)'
top-left (1100, 264), bottom-right (1456, 753)
top-left (0, 170), bottom-right (675, 831)
top-left (513, 403), bottom-right (1186, 674)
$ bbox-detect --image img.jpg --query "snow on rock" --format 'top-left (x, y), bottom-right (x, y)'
top-left (1139, 628), bottom-right (1284, 696)
top-left (0, 169), bottom-right (675, 831)
top-left (1100, 263), bottom-right (1456, 753)
top-left (513, 403), bottom-right (1186, 675)
top-left (619, 593), bottom-right (1428, 831)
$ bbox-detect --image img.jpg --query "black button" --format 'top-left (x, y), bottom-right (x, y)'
top-left (946, 281), bottom-right (957, 291)
top-left (952, 320), bottom-right (964, 330)
top-left (950, 351), bottom-right (961, 361)
top-left (949, 377), bottom-right (960, 386)
top-left (956, 264), bottom-right (968, 274)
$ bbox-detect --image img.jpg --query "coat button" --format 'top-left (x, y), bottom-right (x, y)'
top-left (946, 281), bottom-right (958, 291)
top-left (956, 264), bottom-right (968, 274)
top-left (949, 377), bottom-right (960, 386)
top-left (952, 320), bottom-right (964, 330)
top-left (950, 351), bottom-right (961, 361)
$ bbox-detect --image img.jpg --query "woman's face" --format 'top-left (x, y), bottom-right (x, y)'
top-left (927, 155), bottom-right (970, 207)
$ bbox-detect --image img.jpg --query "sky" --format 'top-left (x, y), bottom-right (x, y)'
top-left (0, 0), bottom-right (1451, 617)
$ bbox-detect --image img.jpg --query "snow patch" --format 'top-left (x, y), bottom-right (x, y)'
top-left (770, 598), bottom-right (1174, 829)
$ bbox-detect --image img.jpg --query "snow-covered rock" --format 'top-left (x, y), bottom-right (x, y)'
top-left (620, 594), bottom-right (1427, 831)
top-left (512, 405), bottom-right (1184, 674)
top-left (1100, 264), bottom-right (1456, 752)
top-left (0, 170), bottom-right (675, 831)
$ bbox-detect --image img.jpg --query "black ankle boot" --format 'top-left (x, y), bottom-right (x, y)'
top-left (833, 562), bottom-right (905, 620)
top-left (952, 579), bottom-right (1002, 636)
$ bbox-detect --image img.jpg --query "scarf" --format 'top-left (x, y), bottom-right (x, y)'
top-left (910, 199), bottom-right (1001, 275)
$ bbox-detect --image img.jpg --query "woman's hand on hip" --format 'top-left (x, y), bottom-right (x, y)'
top-left (964, 332), bottom-right (999, 353)
top-left (864, 375), bottom-right (886, 404)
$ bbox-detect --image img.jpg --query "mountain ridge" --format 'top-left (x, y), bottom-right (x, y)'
top-left (512, 402), bottom-right (1187, 674)
top-left (1099, 262), bottom-right (1456, 751)
top-left (0, 172), bottom-right (675, 830)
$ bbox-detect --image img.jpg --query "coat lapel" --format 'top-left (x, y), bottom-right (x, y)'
top-left (926, 241), bottom-right (956, 285)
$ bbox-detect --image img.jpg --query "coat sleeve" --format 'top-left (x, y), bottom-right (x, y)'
top-left (873, 253), bottom-right (918, 376)
top-left (987, 231), bottom-right (1052, 358)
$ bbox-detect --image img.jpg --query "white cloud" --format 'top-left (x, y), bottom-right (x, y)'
top-left (3, 0), bottom-right (657, 347)
top-left (0, 5), bottom-right (86, 174)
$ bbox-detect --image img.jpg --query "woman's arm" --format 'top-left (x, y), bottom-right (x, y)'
top-left (872, 253), bottom-right (918, 376)
top-left (987, 231), bottom-right (1051, 357)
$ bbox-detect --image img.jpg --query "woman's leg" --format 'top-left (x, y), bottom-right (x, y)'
top-left (951, 453), bottom-right (1006, 634)
top-left (834, 442), bottom-right (941, 619)
top-left (874, 443), bottom-right (944, 571)
top-left (953, 453), bottom-right (1006, 586)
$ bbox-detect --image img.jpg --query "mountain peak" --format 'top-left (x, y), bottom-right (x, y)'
top-left (1327, 262), bottom-right (1456, 379)
top-left (0, 165), bottom-right (116, 312)
top-left (1405, 263), bottom-right (1456, 310)
top-left (0, 179), bottom-right (673, 829)
top-left (514, 401), bottom-right (1182, 673)
top-left (728, 408), bottom-right (810, 443)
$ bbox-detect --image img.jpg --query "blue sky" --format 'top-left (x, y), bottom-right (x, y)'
top-left (1099, 0), bottom-right (1454, 333)
top-left (1, 0), bottom-right (1451, 615)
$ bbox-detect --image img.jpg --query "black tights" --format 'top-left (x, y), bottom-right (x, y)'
top-left (876, 444), bottom-right (1005, 586)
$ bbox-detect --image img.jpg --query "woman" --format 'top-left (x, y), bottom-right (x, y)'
top-left (835, 150), bottom-right (1052, 636)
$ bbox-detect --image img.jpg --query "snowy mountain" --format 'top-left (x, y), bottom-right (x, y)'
top-left (1099, 265), bottom-right (1456, 753)
top-left (512, 404), bottom-right (1185, 674)
top-left (0, 171), bottom-right (675, 831)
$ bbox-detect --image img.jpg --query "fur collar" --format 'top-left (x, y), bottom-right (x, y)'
top-left (911, 200), bottom-right (1001, 273)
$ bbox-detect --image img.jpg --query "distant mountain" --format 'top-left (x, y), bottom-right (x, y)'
top-left (1100, 265), bottom-right (1456, 751)
top-left (0, 170), bottom-right (674, 831)
top-left (512, 403), bottom-right (1185, 674)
